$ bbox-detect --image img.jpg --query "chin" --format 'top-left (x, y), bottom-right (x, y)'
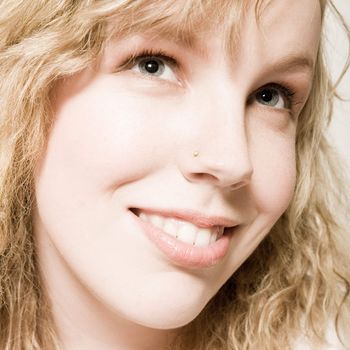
top-left (119, 294), bottom-right (209, 330)
top-left (135, 311), bottom-right (200, 330)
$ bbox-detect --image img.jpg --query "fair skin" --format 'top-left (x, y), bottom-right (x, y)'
top-left (33, 1), bottom-right (321, 349)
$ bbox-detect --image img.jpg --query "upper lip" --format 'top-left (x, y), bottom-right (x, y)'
top-left (131, 207), bottom-right (238, 229)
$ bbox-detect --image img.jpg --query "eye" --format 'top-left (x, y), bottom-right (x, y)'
top-left (254, 84), bottom-right (295, 110)
top-left (130, 53), bottom-right (179, 83)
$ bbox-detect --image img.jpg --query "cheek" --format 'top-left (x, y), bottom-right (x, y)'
top-left (253, 141), bottom-right (296, 217)
top-left (45, 86), bottom-right (167, 195)
top-left (221, 124), bottom-right (296, 278)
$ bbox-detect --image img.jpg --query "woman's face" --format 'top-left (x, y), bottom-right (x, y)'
top-left (34, 0), bottom-right (321, 332)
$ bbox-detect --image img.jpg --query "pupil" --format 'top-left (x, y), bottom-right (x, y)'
top-left (261, 89), bottom-right (273, 102)
top-left (144, 60), bottom-right (159, 74)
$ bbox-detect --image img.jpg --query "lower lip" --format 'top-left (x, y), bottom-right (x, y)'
top-left (130, 210), bottom-right (235, 269)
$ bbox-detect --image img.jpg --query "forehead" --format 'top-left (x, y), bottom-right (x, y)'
top-left (105, 0), bottom-right (322, 82)
top-left (106, 0), bottom-right (322, 73)
top-left (233, 0), bottom-right (322, 75)
top-left (246, 1), bottom-right (322, 59)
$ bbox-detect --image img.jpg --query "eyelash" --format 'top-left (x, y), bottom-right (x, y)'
top-left (119, 49), bottom-right (298, 109)
top-left (120, 49), bottom-right (179, 72)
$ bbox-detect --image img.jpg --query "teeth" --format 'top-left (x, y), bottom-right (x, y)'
top-left (210, 229), bottom-right (218, 243)
top-left (139, 212), bottom-right (148, 221)
top-left (194, 228), bottom-right (212, 246)
top-left (162, 218), bottom-right (178, 237)
top-left (150, 214), bottom-right (164, 228)
top-left (138, 212), bottom-right (223, 247)
top-left (218, 227), bottom-right (225, 239)
top-left (176, 222), bottom-right (197, 245)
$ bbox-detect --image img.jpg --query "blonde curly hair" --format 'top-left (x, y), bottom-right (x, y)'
top-left (0, 1), bottom-right (349, 349)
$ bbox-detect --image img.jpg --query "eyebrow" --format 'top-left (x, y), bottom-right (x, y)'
top-left (147, 29), bottom-right (204, 55)
top-left (270, 55), bottom-right (315, 75)
top-left (112, 27), bottom-right (207, 57)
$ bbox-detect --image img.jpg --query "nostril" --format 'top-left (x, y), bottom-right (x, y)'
top-left (192, 173), bottom-right (218, 182)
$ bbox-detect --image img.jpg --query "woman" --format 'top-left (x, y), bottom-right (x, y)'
top-left (0, 0), bottom-right (349, 349)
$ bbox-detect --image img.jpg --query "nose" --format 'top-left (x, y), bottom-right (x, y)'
top-left (178, 84), bottom-right (253, 191)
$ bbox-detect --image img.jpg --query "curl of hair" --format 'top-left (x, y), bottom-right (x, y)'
top-left (0, 1), bottom-right (349, 349)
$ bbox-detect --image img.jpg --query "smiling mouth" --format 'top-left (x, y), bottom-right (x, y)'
top-left (130, 208), bottom-right (235, 247)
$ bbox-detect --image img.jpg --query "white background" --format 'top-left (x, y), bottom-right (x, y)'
top-left (327, 0), bottom-right (350, 174)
